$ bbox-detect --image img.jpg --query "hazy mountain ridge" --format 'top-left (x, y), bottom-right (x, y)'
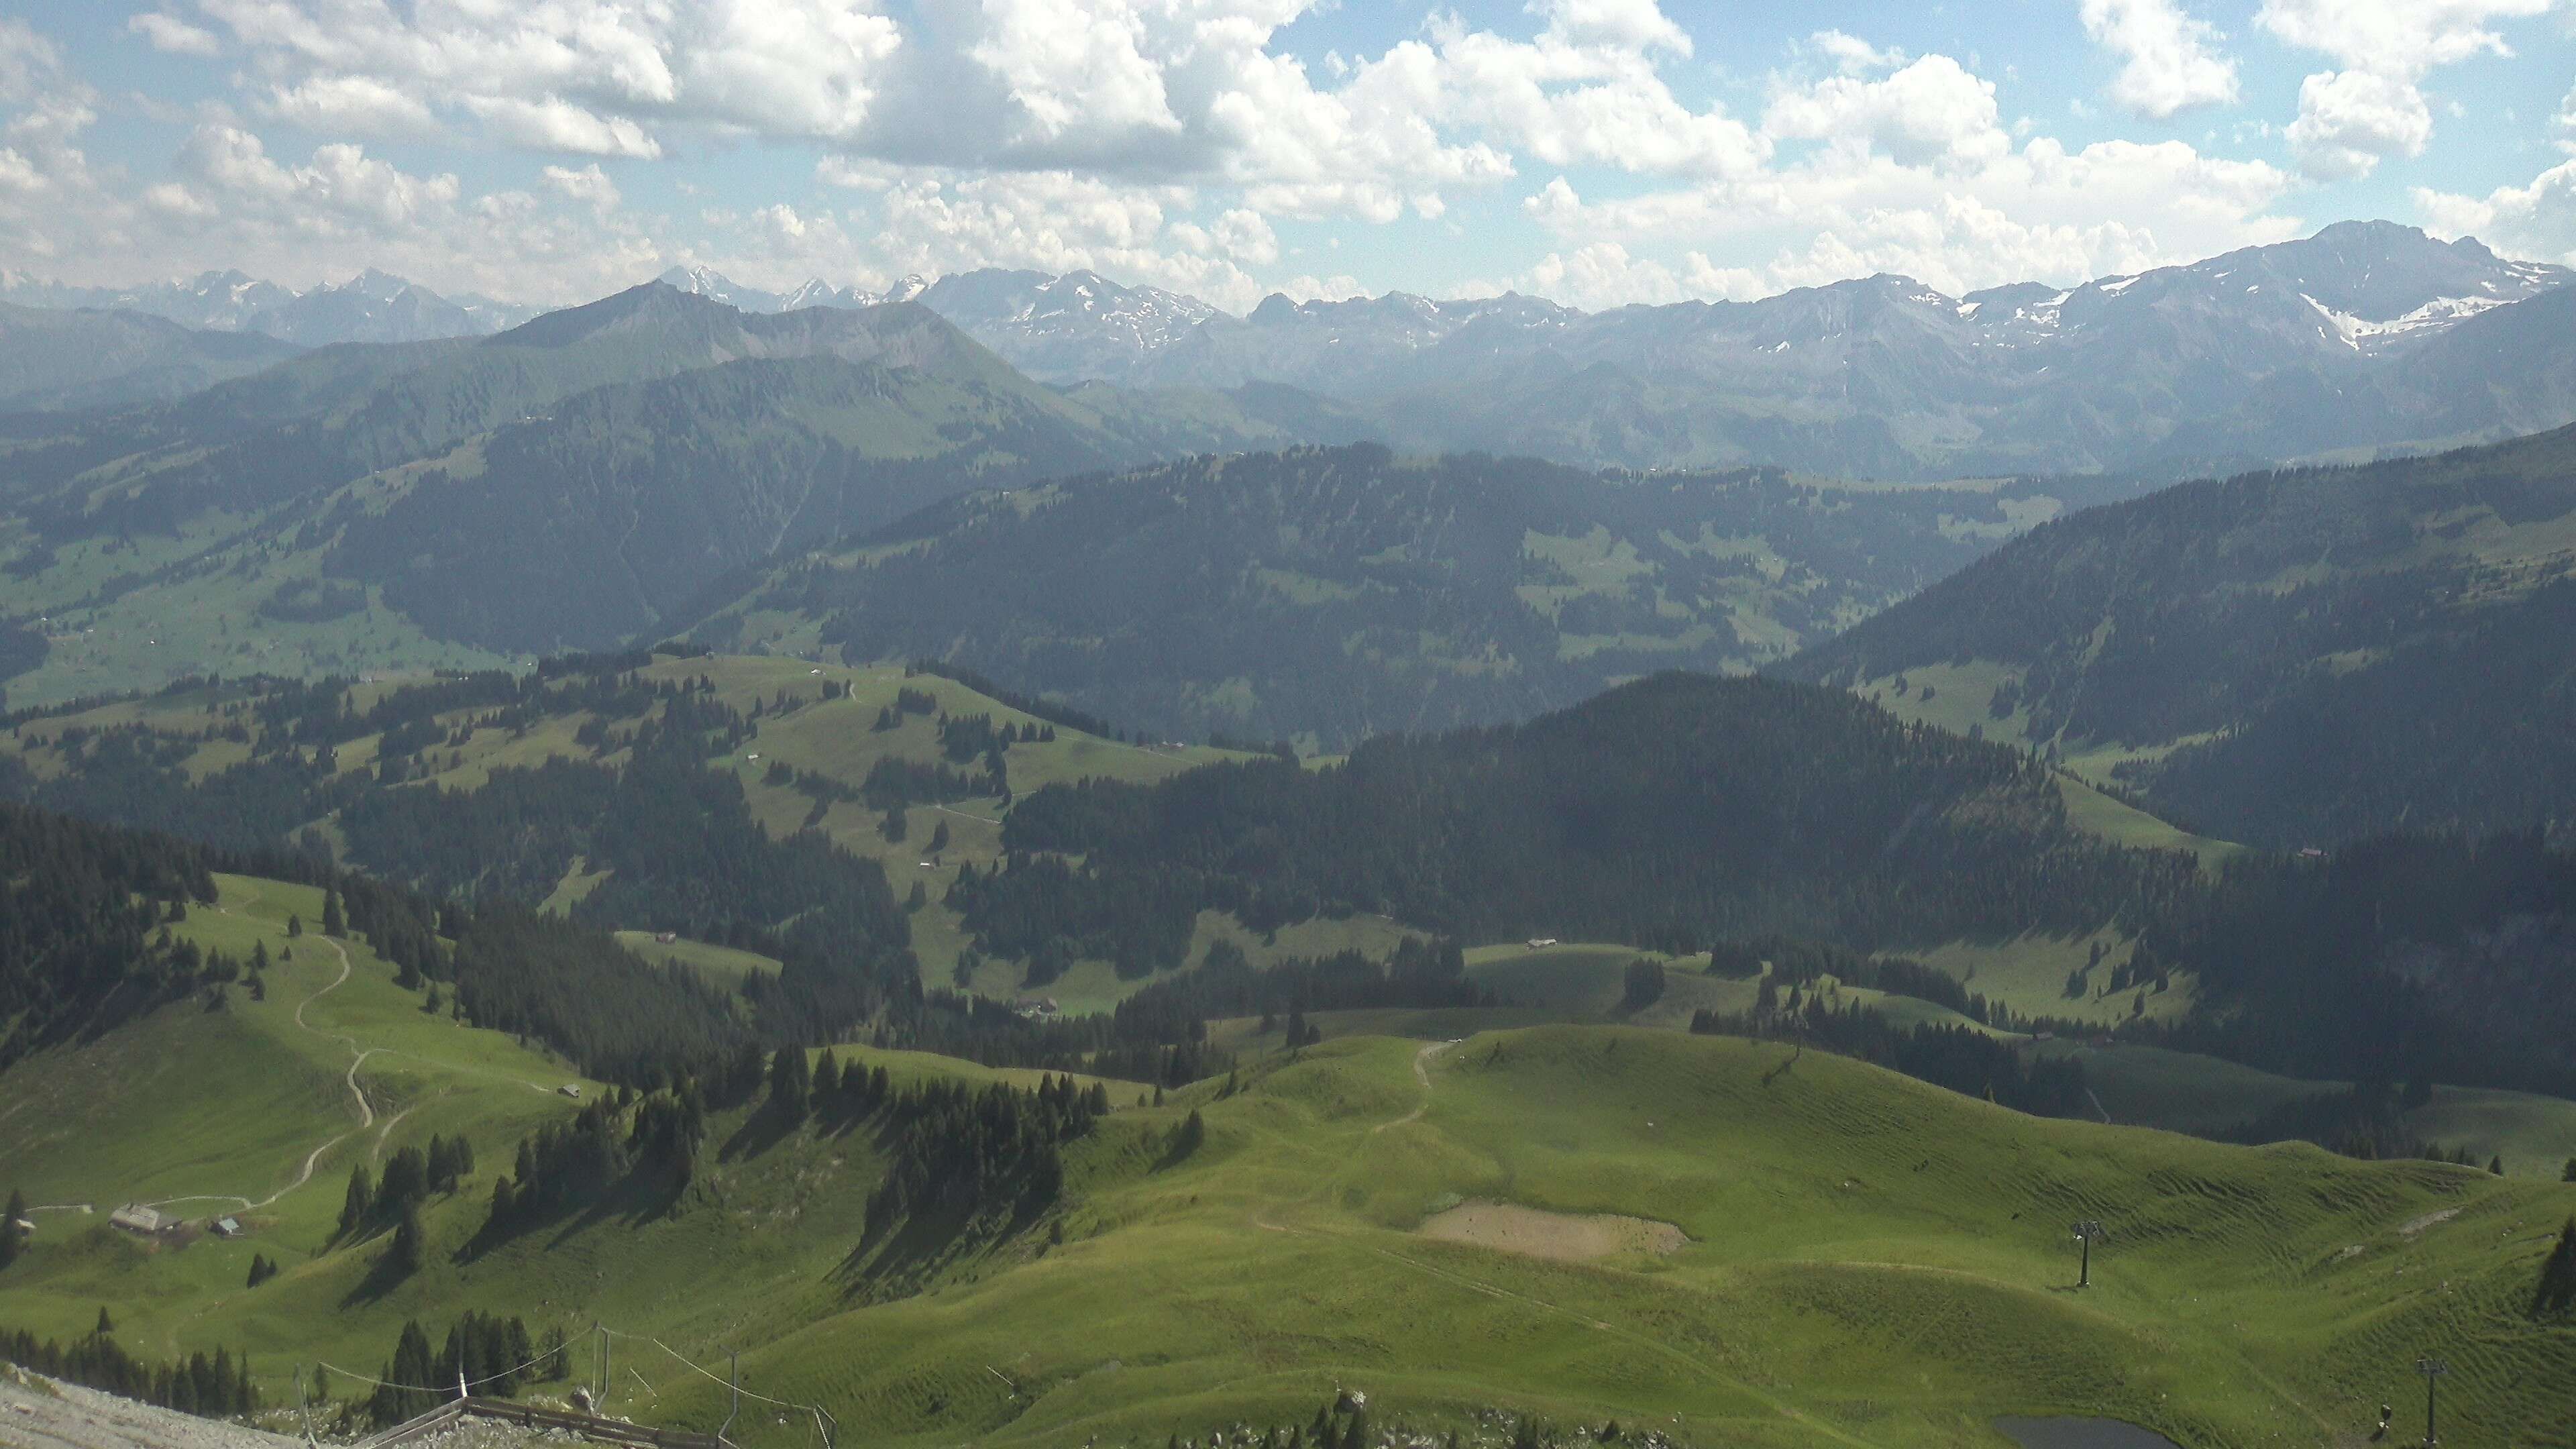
top-left (0, 286), bottom-right (1376, 700)
top-left (0, 301), bottom-right (305, 412)
top-left (0, 266), bottom-right (537, 346)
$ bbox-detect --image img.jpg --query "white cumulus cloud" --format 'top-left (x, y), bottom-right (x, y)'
top-left (2284, 68), bottom-right (2432, 179)
top-left (1764, 55), bottom-right (2010, 171)
top-left (127, 12), bottom-right (222, 58)
top-left (2258, 0), bottom-right (2558, 179)
top-left (2416, 158), bottom-right (2576, 265)
top-left (2079, 0), bottom-right (2240, 119)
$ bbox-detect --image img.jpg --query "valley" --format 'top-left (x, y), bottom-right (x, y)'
top-left (9, 217), bottom-right (2576, 1449)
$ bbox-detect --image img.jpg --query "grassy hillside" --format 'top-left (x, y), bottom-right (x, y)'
top-left (0, 865), bottom-right (1143, 1420)
top-left (0, 653), bottom-right (1245, 997)
top-left (2062, 1042), bottom-right (2576, 1173)
top-left (0, 291), bottom-right (1335, 708)
top-left (1780, 424), bottom-right (2576, 847)
top-left (11, 1002), bottom-right (2572, 1449)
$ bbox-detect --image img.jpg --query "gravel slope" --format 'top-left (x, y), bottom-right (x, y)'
top-left (0, 1373), bottom-right (301, 1449)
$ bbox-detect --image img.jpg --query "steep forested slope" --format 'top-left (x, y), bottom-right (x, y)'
top-left (2147, 830), bottom-right (2576, 1099)
top-left (1780, 423), bottom-right (2576, 846)
top-left (0, 800), bottom-right (219, 1065)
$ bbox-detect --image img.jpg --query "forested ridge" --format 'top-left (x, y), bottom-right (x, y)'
top-left (2142, 581), bottom-right (2576, 847)
top-left (973, 672), bottom-right (2198, 965)
top-left (712, 442), bottom-right (2080, 747)
top-left (0, 286), bottom-right (1342, 707)
top-left (1779, 423), bottom-right (2576, 847)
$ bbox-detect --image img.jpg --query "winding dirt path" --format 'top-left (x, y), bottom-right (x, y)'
top-left (1371, 1038), bottom-right (1454, 1134)
top-left (262, 937), bottom-right (379, 1204)
top-left (146, 937), bottom-right (374, 1215)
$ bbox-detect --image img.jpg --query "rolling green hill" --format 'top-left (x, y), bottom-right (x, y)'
top-left (11, 657), bottom-right (2576, 1180)
top-left (5, 688), bottom-right (2575, 1448)
top-left (696, 443), bottom-right (2115, 748)
top-left (1778, 423), bottom-right (2576, 847)
top-left (6, 989), bottom-right (2574, 1449)
top-left (0, 289), bottom-right (1342, 707)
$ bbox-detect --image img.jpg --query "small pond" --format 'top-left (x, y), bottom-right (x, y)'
top-left (1993, 1417), bottom-right (2185, 1449)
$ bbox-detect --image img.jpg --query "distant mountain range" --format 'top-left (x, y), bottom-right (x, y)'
top-left (928, 222), bottom-right (2576, 482)
top-left (0, 274), bottom-right (2111, 717)
top-left (587, 227), bottom-right (2576, 483)
top-left (0, 268), bottom-right (539, 346)
top-left (15, 223), bottom-right (2576, 479)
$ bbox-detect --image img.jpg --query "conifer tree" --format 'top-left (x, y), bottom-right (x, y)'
top-left (2535, 1217), bottom-right (2576, 1318)
top-left (769, 1046), bottom-right (811, 1120)
top-left (0, 1187), bottom-right (23, 1271)
top-left (388, 1203), bottom-right (425, 1278)
top-left (322, 888), bottom-right (345, 937)
top-left (339, 1164), bottom-right (375, 1237)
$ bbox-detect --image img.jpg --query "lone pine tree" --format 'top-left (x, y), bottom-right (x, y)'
top-left (2536, 1217), bottom-right (2576, 1318)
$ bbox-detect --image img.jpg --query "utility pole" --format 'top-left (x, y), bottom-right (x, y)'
top-left (2072, 1220), bottom-right (2106, 1289)
top-left (2416, 1356), bottom-right (2448, 1448)
top-left (718, 1350), bottom-right (741, 1448)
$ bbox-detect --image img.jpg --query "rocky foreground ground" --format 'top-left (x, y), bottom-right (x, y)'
top-left (0, 1372), bottom-right (564, 1449)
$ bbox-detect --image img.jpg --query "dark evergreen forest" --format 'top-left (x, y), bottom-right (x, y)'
top-left (0, 798), bottom-right (221, 1068)
top-left (973, 672), bottom-right (2200, 965)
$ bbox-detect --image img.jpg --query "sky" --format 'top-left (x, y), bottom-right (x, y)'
top-left (1, 0), bottom-right (2573, 314)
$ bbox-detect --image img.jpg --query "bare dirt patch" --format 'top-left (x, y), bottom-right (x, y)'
top-left (1417, 1200), bottom-right (1688, 1263)
top-left (2398, 1208), bottom-right (2459, 1238)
